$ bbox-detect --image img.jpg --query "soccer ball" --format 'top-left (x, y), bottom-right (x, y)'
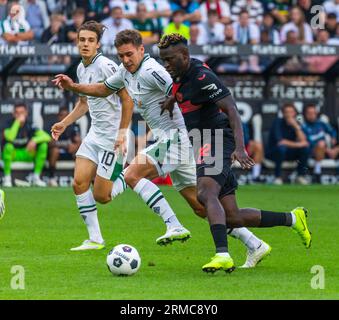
top-left (106, 244), bottom-right (141, 276)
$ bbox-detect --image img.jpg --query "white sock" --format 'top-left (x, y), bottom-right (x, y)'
top-left (75, 189), bottom-right (104, 244)
top-left (133, 178), bottom-right (181, 228)
top-left (291, 212), bottom-right (296, 226)
top-left (252, 164), bottom-right (261, 179)
top-left (314, 162), bottom-right (322, 175)
top-left (228, 228), bottom-right (262, 251)
top-left (216, 252), bottom-right (230, 258)
top-left (111, 171), bottom-right (128, 199)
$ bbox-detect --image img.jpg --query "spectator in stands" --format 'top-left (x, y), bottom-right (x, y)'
top-left (325, 12), bottom-right (338, 38)
top-left (328, 22), bottom-right (339, 44)
top-left (266, 103), bottom-right (310, 185)
top-left (48, 107), bottom-right (81, 187)
top-left (222, 22), bottom-right (237, 45)
top-left (199, 0), bottom-right (231, 24)
top-left (0, 0), bottom-right (9, 21)
top-left (46, 0), bottom-right (77, 21)
top-left (1, 103), bottom-right (51, 187)
top-left (65, 8), bottom-right (86, 43)
top-left (243, 121), bottom-right (264, 182)
top-left (260, 12), bottom-right (280, 44)
top-left (280, 6), bottom-right (314, 44)
top-left (208, 23), bottom-right (240, 72)
top-left (1, 2), bottom-right (34, 44)
top-left (142, 0), bottom-right (172, 34)
top-left (170, 0), bottom-right (201, 24)
top-left (132, 3), bottom-right (159, 44)
top-left (164, 9), bottom-right (190, 39)
top-left (324, 0), bottom-right (339, 21)
top-left (203, 9), bottom-right (225, 44)
top-left (232, 9), bottom-right (260, 44)
top-left (109, 0), bottom-right (137, 15)
top-left (189, 22), bottom-right (206, 44)
top-left (100, 6), bottom-right (133, 45)
top-left (262, 0), bottom-right (292, 25)
top-left (21, 0), bottom-right (50, 41)
top-left (76, 0), bottom-right (110, 22)
top-left (231, 0), bottom-right (264, 24)
top-left (315, 29), bottom-right (331, 44)
top-left (232, 9), bottom-right (260, 72)
top-left (302, 104), bottom-right (338, 182)
top-left (41, 13), bottom-right (66, 45)
top-left (285, 29), bottom-right (299, 44)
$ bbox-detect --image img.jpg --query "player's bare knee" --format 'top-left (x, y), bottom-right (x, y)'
top-left (124, 169), bottom-right (142, 189)
top-left (93, 192), bottom-right (110, 204)
top-left (72, 179), bottom-right (90, 195)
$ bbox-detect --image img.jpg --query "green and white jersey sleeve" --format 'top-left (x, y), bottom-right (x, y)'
top-left (117, 54), bottom-right (186, 139)
top-left (104, 64), bottom-right (125, 93)
top-left (76, 53), bottom-right (122, 150)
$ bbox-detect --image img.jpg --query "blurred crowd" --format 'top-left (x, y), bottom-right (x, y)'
top-left (0, 0), bottom-right (338, 47)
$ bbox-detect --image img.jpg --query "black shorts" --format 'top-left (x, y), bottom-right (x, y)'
top-left (195, 130), bottom-right (238, 199)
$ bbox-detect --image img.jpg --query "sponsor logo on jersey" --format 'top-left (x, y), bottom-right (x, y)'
top-left (209, 88), bottom-right (223, 99)
top-left (202, 83), bottom-right (218, 91)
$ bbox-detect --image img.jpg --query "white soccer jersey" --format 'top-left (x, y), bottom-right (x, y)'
top-left (104, 54), bottom-right (187, 139)
top-left (77, 53), bottom-right (122, 149)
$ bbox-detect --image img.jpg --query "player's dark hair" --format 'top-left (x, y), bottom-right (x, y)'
top-left (158, 33), bottom-right (188, 49)
top-left (77, 20), bottom-right (106, 42)
top-left (114, 29), bottom-right (143, 48)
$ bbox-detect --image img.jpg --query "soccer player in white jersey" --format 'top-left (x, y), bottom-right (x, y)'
top-left (51, 21), bottom-right (135, 251)
top-left (0, 189), bottom-right (5, 220)
top-left (53, 30), bottom-right (271, 267)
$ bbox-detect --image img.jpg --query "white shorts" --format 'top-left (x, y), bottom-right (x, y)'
top-left (76, 137), bottom-right (124, 181)
top-left (141, 129), bottom-right (197, 191)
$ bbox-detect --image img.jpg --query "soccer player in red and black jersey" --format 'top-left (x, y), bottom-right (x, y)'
top-left (158, 34), bottom-right (312, 273)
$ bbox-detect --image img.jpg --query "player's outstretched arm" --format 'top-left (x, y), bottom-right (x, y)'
top-left (51, 97), bottom-right (89, 141)
top-left (217, 95), bottom-right (255, 170)
top-left (53, 74), bottom-right (113, 97)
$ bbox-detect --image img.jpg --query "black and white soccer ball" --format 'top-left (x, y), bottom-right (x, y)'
top-left (106, 244), bottom-right (141, 276)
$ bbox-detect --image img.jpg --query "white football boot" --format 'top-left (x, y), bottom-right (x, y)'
top-left (240, 241), bottom-right (272, 268)
top-left (156, 226), bottom-right (191, 246)
top-left (70, 239), bottom-right (105, 251)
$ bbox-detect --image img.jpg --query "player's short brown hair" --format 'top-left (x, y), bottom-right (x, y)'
top-left (77, 20), bottom-right (106, 42)
top-left (114, 29), bottom-right (143, 48)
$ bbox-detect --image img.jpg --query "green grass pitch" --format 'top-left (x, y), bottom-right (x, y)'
top-left (0, 185), bottom-right (338, 300)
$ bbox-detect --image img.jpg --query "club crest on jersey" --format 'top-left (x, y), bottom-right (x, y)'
top-left (176, 92), bottom-right (183, 102)
top-left (137, 82), bottom-right (141, 91)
